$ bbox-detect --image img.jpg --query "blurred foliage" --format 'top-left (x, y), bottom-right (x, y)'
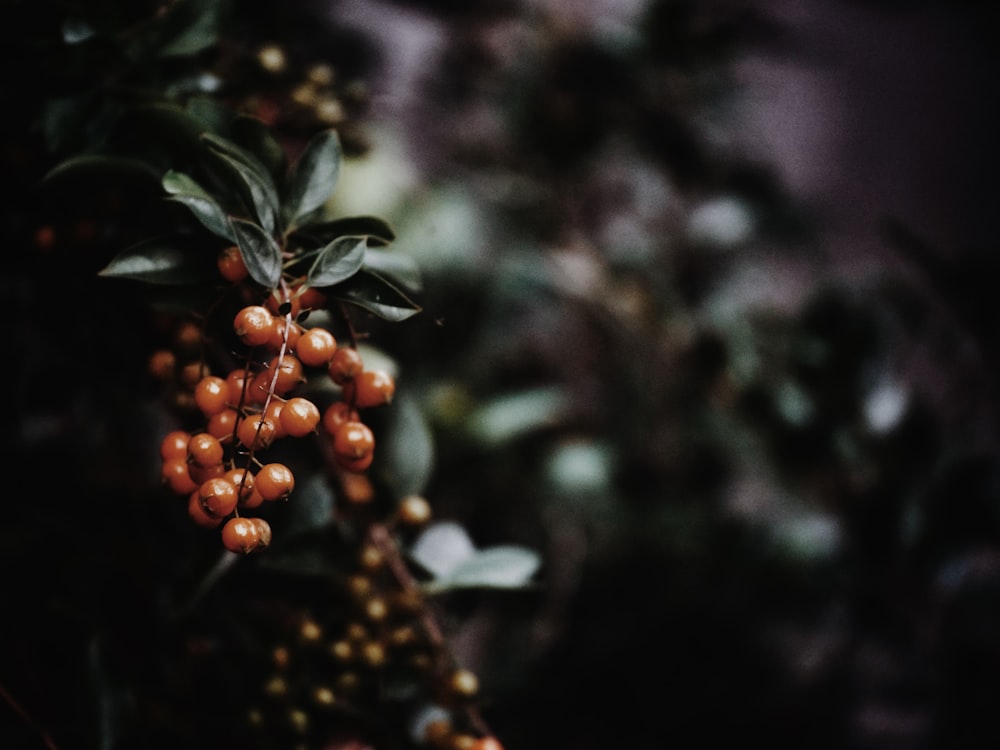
top-left (5, 1), bottom-right (1000, 749)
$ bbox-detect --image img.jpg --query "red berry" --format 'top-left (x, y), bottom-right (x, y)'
top-left (160, 430), bottom-right (191, 461)
top-left (161, 458), bottom-right (198, 495)
top-left (322, 401), bottom-right (359, 436)
top-left (188, 491), bottom-right (223, 528)
top-left (236, 414), bottom-right (278, 450)
top-left (194, 375), bottom-right (229, 416)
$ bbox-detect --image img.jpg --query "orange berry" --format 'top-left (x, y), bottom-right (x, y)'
top-left (148, 349), bottom-right (176, 380)
top-left (265, 288), bottom-right (302, 318)
top-left (234, 305), bottom-right (276, 347)
top-left (236, 414), bottom-right (278, 450)
top-left (206, 407), bottom-right (239, 442)
top-left (266, 353), bottom-right (305, 394)
top-left (279, 397), bottom-right (321, 437)
top-left (249, 517), bottom-right (272, 548)
top-left (198, 476), bottom-right (239, 517)
top-left (322, 401), bottom-right (359, 436)
top-left (187, 432), bottom-right (224, 467)
top-left (221, 516), bottom-right (263, 554)
top-left (295, 327), bottom-right (337, 367)
top-left (472, 738), bottom-right (504, 750)
top-left (194, 375), bottom-right (229, 416)
top-left (351, 369), bottom-right (395, 409)
top-left (160, 430), bottom-right (191, 461)
top-left (217, 244), bottom-right (249, 283)
top-left (188, 490), bottom-right (223, 528)
top-left (179, 361), bottom-right (205, 389)
top-left (328, 346), bottom-right (364, 385)
top-left (189, 461), bottom-right (225, 484)
top-left (161, 458), bottom-right (198, 495)
top-left (333, 421), bottom-right (375, 461)
top-left (297, 286), bottom-right (327, 312)
top-left (223, 467), bottom-right (256, 504)
top-left (255, 462), bottom-right (295, 501)
top-left (224, 368), bottom-right (250, 406)
top-left (268, 317), bottom-right (302, 352)
top-left (263, 400), bottom-right (287, 438)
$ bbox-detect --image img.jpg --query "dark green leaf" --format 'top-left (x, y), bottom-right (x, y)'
top-left (231, 114), bottom-right (288, 186)
top-left (380, 393), bottom-right (435, 497)
top-left (306, 236), bottom-right (366, 287)
top-left (283, 129), bottom-right (341, 227)
top-left (203, 133), bottom-right (280, 234)
top-left (162, 170), bottom-right (235, 241)
top-left (40, 154), bottom-right (161, 188)
top-left (98, 236), bottom-right (215, 285)
top-left (363, 248), bottom-right (423, 293)
top-left (290, 215), bottom-right (396, 247)
top-left (335, 269), bottom-right (423, 322)
top-left (229, 217), bottom-right (283, 288)
top-left (124, 0), bottom-right (224, 60)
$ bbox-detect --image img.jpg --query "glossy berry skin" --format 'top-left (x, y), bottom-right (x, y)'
top-left (188, 491), bottom-right (223, 528)
top-left (279, 397), bottom-right (321, 437)
top-left (333, 421), bottom-right (375, 461)
top-left (255, 462), bottom-right (295, 501)
top-left (266, 354), bottom-right (305, 394)
top-left (322, 401), bottom-right (359, 436)
top-left (268, 317), bottom-right (302, 352)
top-left (194, 375), bottom-right (229, 416)
top-left (249, 517), bottom-right (272, 548)
top-left (221, 516), bottom-right (262, 554)
top-left (224, 467), bottom-right (256, 504)
top-left (160, 430), bottom-right (191, 461)
top-left (233, 305), bottom-right (276, 347)
top-left (206, 407), bottom-right (239, 442)
top-left (188, 432), bottom-right (225, 467)
top-left (350, 369), bottom-right (396, 409)
top-left (328, 346), bottom-right (364, 385)
top-left (198, 477), bottom-right (239, 518)
top-left (161, 458), bottom-right (198, 495)
top-left (471, 738), bottom-right (504, 750)
top-left (295, 327), bottom-right (337, 367)
top-left (236, 414), bottom-right (278, 450)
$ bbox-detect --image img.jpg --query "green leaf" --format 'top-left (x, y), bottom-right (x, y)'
top-left (231, 114), bottom-right (288, 186)
top-left (289, 215), bottom-right (396, 247)
top-left (98, 236), bottom-right (216, 285)
top-left (40, 154), bottom-right (161, 188)
top-left (162, 170), bottom-right (235, 241)
top-left (380, 393), bottom-right (435, 497)
top-left (282, 129), bottom-right (341, 227)
top-left (229, 217), bottom-right (283, 288)
top-left (202, 133), bottom-right (280, 234)
top-left (363, 247), bottom-right (423, 293)
top-left (306, 236), bottom-right (366, 287)
top-left (335, 269), bottom-right (423, 322)
top-left (428, 546), bottom-right (542, 592)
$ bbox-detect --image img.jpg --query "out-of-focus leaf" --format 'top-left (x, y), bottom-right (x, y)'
top-left (162, 169), bottom-right (235, 241)
top-left (97, 236), bottom-right (215, 285)
top-left (202, 132), bottom-right (280, 234)
top-left (283, 129), bottom-right (341, 227)
top-left (231, 114), bottom-right (288, 185)
top-left (335, 269), bottom-right (422, 322)
top-left (425, 546), bottom-right (542, 593)
top-left (40, 154), bottom-right (161, 187)
top-left (409, 522), bottom-right (477, 579)
top-left (467, 386), bottom-right (569, 447)
top-left (306, 236), bottom-right (366, 287)
top-left (364, 247), bottom-right (423, 293)
top-left (229, 217), bottom-right (282, 288)
top-left (380, 393), bottom-right (435, 497)
top-left (124, 0), bottom-right (223, 60)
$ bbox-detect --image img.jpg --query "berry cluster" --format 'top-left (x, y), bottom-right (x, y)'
top-left (156, 259), bottom-right (396, 554)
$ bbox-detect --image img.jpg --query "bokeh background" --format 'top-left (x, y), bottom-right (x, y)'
top-left (5, 1), bottom-right (1000, 748)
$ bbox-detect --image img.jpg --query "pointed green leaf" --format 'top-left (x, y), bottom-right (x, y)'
top-left (363, 248), bottom-right (423, 293)
top-left (283, 129), bottom-right (341, 227)
top-left (229, 217), bottom-right (283, 288)
top-left (335, 269), bottom-right (423, 322)
top-left (306, 236), bottom-right (366, 287)
top-left (98, 236), bottom-right (215, 285)
top-left (162, 170), bottom-right (235, 241)
top-left (202, 133), bottom-right (280, 234)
